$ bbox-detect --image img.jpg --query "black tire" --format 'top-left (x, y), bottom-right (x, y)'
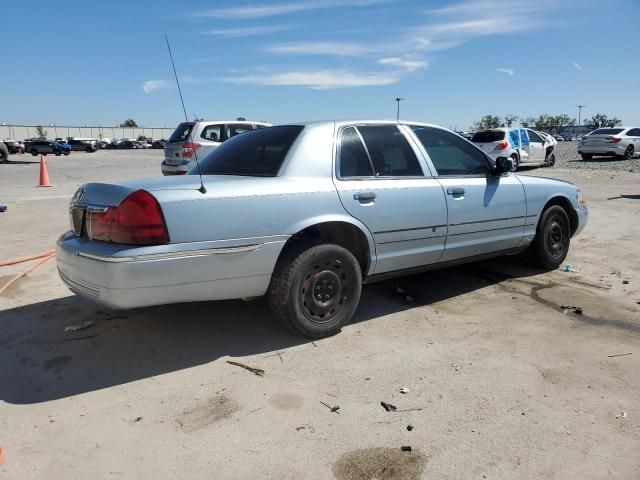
top-left (63, 151), bottom-right (70, 156)
top-left (31, 149), bottom-right (38, 156)
top-left (0, 142), bottom-right (8, 163)
top-left (85, 147), bottom-right (92, 153)
top-left (55, 151), bottom-right (61, 156)
top-left (510, 153), bottom-right (519, 171)
top-left (545, 153), bottom-right (556, 167)
top-left (528, 205), bottom-right (571, 270)
top-left (581, 153), bottom-right (592, 160)
top-left (623, 145), bottom-right (634, 160)
top-left (268, 242), bottom-right (362, 338)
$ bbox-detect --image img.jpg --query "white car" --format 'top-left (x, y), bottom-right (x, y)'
top-left (578, 127), bottom-right (640, 160)
top-left (471, 127), bottom-right (549, 170)
top-left (161, 120), bottom-right (271, 175)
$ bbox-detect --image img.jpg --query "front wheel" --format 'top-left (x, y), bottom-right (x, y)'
top-left (55, 151), bottom-right (61, 156)
top-left (268, 243), bottom-right (362, 338)
top-left (545, 153), bottom-right (556, 167)
top-left (63, 151), bottom-right (70, 156)
top-left (528, 205), bottom-right (571, 270)
top-left (622, 145), bottom-right (634, 160)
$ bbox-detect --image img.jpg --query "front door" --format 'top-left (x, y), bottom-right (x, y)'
top-left (525, 129), bottom-right (546, 164)
top-left (333, 125), bottom-right (448, 274)
top-left (408, 125), bottom-right (527, 262)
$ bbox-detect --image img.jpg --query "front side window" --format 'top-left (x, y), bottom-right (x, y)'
top-left (411, 126), bottom-right (490, 176)
top-left (226, 124), bottom-right (254, 140)
top-left (200, 124), bottom-right (223, 142)
top-left (527, 130), bottom-right (544, 143)
top-left (194, 125), bottom-right (303, 177)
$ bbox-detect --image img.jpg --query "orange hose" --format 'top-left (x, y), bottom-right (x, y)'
top-left (0, 249), bottom-right (56, 267)
top-left (0, 253), bottom-right (56, 295)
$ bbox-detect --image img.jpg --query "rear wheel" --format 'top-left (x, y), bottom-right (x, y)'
top-left (63, 150), bottom-right (70, 156)
top-left (85, 147), bottom-right (92, 153)
top-left (510, 153), bottom-right (519, 171)
top-left (55, 150), bottom-right (61, 156)
top-left (623, 145), bottom-right (634, 160)
top-left (0, 142), bottom-right (8, 162)
top-left (268, 242), bottom-right (362, 338)
top-left (31, 149), bottom-right (38, 156)
top-left (581, 153), bottom-right (592, 160)
top-left (528, 205), bottom-right (571, 270)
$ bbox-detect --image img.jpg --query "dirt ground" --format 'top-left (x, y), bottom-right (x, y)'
top-left (1, 150), bottom-right (639, 479)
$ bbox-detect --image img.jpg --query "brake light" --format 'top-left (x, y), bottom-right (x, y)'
top-left (89, 190), bottom-right (169, 245)
top-left (606, 137), bottom-right (621, 143)
top-left (493, 141), bottom-right (508, 150)
top-left (181, 142), bottom-right (201, 158)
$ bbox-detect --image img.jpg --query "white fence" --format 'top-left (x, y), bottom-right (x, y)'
top-left (1, 124), bottom-right (175, 141)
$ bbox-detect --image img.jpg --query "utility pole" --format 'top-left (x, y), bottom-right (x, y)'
top-left (394, 97), bottom-right (404, 121)
top-left (577, 105), bottom-right (586, 131)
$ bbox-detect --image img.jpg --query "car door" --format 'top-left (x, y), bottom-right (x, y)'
top-left (333, 124), bottom-right (448, 274)
top-left (408, 126), bottom-right (527, 262)
top-left (526, 129), bottom-right (546, 164)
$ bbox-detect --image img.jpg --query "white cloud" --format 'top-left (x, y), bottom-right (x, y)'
top-left (378, 57), bottom-right (429, 72)
top-left (266, 42), bottom-right (371, 56)
top-left (225, 70), bottom-right (401, 89)
top-left (142, 79), bottom-right (172, 94)
top-left (571, 60), bottom-right (583, 71)
top-left (496, 68), bottom-right (514, 76)
top-left (204, 25), bottom-right (290, 38)
top-left (196, 0), bottom-right (390, 19)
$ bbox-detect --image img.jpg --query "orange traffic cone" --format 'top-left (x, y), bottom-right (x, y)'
top-left (38, 155), bottom-right (52, 187)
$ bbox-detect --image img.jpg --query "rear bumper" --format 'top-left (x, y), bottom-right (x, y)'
top-left (56, 232), bottom-right (287, 309)
top-left (578, 144), bottom-right (626, 155)
top-left (161, 159), bottom-right (191, 176)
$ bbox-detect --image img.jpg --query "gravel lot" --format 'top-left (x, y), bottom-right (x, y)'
top-left (1, 149), bottom-right (639, 479)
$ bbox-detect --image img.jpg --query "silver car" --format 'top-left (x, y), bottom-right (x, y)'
top-left (161, 120), bottom-right (271, 175)
top-left (578, 127), bottom-right (640, 160)
top-left (57, 121), bottom-right (588, 338)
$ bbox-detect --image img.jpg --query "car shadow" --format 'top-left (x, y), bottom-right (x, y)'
top-left (606, 194), bottom-right (640, 200)
top-left (3, 158), bottom-right (41, 165)
top-left (0, 256), bottom-right (545, 405)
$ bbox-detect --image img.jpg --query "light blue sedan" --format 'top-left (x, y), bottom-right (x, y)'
top-left (57, 121), bottom-right (588, 338)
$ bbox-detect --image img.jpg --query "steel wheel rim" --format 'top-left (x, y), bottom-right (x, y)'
top-left (545, 215), bottom-right (566, 260)
top-left (625, 146), bottom-right (633, 158)
top-left (300, 258), bottom-right (348, 324)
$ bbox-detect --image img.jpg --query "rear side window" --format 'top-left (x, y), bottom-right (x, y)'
top-left (625, 128), bottom-right (640, 136)
top-left (339, 127), bottom-right (374, 177)
top-left (226, 124), bottom-right (254, 139)
top-left (168, 122), bottom-right (194, 143)
top-left (357, 125), bottom-right (422, 177)
top-left (592, 128), bottom-right (624, 135)
top-left (194, 125), bottom-right (303, 177)
top-left (472, 131), bottom-right (504, 142)
top-left (200, 124), bottom-right (223, 142)
top-left (411, 126), bottom-right (489, 176)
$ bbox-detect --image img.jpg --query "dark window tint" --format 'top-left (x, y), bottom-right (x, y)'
top-left (339, 127), bottom-right (374, 177)
top-left (194, 125), bottom-right (303, 177)
top-left (168, 122), bottom-right (194, 143)
top-left (527, 130), bottom-right (544, 143)
top-left (591, 128), bottom-right (624, 135)
top-left (226, 124), bottom-right (254, 139)
top-left (200, 124), bottom-right (223, 142)
top-left (626, 128), bottom-right (640, 136)
top-left (411, 126), bottom-right (490, 176)
top-left (357, 125), bottom-right (422, 177)
top-left (472, 130), bottom-right (505, 142)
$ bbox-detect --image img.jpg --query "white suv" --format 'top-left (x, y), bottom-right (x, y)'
top-left (161, 120), bottom-right (271, 175)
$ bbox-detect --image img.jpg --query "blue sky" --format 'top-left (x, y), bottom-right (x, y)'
top-left (3, 0), bottom-right (639, 130)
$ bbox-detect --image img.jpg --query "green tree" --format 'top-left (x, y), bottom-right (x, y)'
top-left (584, 114), bottom-right (622, 129)
top-left (521, 117), bottom-right (535, 128)
top-left (471, 114), bottom-right (502, 131)
top-left (120, 119), bottom-right (139, 128)
top-left (35, 125), bottom-right (47, 139)
top-left (503, 114), bottom-right (519, 127)
top-left (137, 135), bottom-right (148, 142)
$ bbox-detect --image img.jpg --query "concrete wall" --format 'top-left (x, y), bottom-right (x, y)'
top-left (1, 125), bottom-right (174, 141)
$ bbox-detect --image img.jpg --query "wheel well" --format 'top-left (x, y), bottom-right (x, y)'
top-left (543, 196), bottom-right (578, 235)
top-left (278, 222), bottom-right (371, 273)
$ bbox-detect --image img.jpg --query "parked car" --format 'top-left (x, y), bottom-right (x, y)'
top-left (151, 140), bottom-right (166, 149)
top-left (161, 120), bottom-right (271, 175)
top-left (57, 121), bottom-right (588, 338)
top-left (534, 131), bottom-right (557, 166)
top-left (2, 140), bottom-right (25, 154)
top-left (0, 142), bottom-right (8, 162)
top-left (28, 140), bottom-right (71, 156)
top-left (133, 141), bottom-right (149, 149)
top-left (554, 135), bottom-right (565, 141)
top-left (455, 131), bottom-right (473, 140)
top-left (67, 139), bottom-right (97, 152)
top-left (578, 127), bottom-right (640, 160)
top-left (471, 127), bottom-right (548, 170)
top-left (115, 140), bottom-right (137, 149)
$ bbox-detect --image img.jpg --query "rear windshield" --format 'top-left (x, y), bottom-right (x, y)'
top-left (168, 122), bottom-right (195, 143)
top-left (471, 131), bottom-right (505, 142)
top-left (590, 128), bottom-right (624, 135)
top-left (192, 126), bottom-right (304, 177)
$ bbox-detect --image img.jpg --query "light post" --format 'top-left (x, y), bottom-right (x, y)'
top-left (394, 97), bottom-right (404, 121)
top-left (577, 105), bottom-right (585, 133)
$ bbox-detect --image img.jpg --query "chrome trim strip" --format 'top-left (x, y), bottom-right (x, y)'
top-left (76, 244), bottom-right (261, 263)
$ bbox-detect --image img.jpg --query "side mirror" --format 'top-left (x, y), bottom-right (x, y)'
top-left (494, 156), bottom-right (513, 174)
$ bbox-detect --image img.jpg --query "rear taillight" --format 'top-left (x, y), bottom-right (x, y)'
top-left (181, 142), bottom-right (201, 158)
top-left (89, 190), bottom-right (169, 245)
top-left (606, 137), bottom-right (621, 143)
top-left (494, 141), bottom-right (508, 150)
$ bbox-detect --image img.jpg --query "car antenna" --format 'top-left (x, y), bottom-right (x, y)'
top-left (164, 34), bottom-right (206, 194)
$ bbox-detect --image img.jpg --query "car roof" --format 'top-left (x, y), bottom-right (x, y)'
top-left (193, 120), bottom-right (271, 126)
top-left (285, 120), bottom-right (453, 132)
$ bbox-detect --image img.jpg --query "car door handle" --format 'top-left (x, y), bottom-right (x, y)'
top-left (447, 187), bottom-right (465, 196)
top-left (354, 192), bottom-right (377, 202)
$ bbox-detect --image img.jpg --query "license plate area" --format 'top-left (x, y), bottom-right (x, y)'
top-left (70, 207), bottom-right (85, 236)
